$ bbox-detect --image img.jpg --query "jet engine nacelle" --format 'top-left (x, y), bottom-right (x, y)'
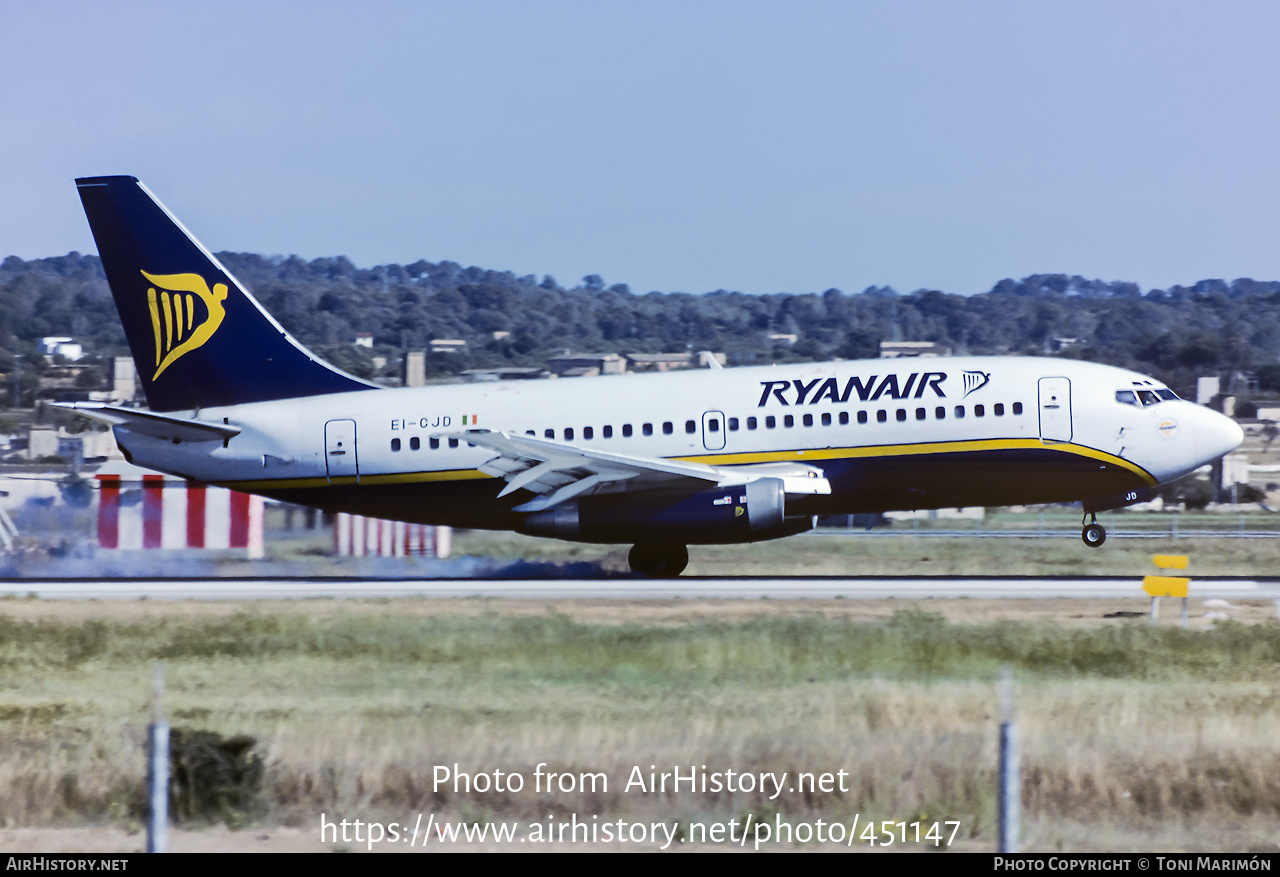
top-left (518, 477), bottom-right (814, 544)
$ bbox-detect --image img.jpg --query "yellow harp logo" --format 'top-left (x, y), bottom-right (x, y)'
top-left (141, 271), bottom-right (228, 381)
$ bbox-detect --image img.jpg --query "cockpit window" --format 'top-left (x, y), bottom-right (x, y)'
top-left (1118, 388), bottom-right (1178, 407)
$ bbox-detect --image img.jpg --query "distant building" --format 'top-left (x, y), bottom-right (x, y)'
top-left (879, 341), bottom-right (951, 358)
top-left (403, 351), bottom-right (426, 387)
top-left (622, 352), bottom-right (726, 372)
top-left (112, 357), bottom-right (136, 404)
top-left (41, 336), bottom-right (84, 361)
top-left (461, 367), bottom-right (550, 382)
top-left (354, 332), bottom-right (373, 348)
top-left (430, 339), bottom-right (467, 354)
top-left (26, 426), bottom-right (59, 460)
top-left (548, 353), bottom-right (626, 377)
top-left (768, 333), bottom-right (798, 346)
top-left (1197, 376), bottom-right (1220, 405)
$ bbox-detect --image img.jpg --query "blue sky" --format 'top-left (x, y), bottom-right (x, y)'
top-left (4, 1), bottom-right (1280, 295)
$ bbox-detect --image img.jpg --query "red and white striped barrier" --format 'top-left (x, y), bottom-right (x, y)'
top-left (333, 513), bottom-right (451, 558)
top-left (95, 469), bottom-right (264, 558)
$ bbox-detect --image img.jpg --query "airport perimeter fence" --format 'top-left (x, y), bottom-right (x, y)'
top-left (817, 508), bottom-right (1280, 539)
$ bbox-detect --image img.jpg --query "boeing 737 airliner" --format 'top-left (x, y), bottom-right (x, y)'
top-left (61, 176), bottom-right (1244, 576)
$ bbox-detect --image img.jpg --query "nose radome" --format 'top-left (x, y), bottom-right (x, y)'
top-left (1193, 407), bottom-right (1244, 465)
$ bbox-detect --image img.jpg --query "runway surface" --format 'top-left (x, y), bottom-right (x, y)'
top-left (1, 577), bottom-right (1278, 600)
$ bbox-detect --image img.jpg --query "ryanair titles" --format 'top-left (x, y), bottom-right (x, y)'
top-left (758, 372), bottom-right (948, 407)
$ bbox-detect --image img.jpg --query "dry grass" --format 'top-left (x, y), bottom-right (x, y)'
top-left (0, 598), bottom-right (1278, 852)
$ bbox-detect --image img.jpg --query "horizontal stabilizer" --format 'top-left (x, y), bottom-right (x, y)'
top-left (55, 403), bottom-right (241, 443)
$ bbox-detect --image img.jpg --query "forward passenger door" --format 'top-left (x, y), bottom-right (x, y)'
top-left (1038, 378), bottom-right (1072, 443)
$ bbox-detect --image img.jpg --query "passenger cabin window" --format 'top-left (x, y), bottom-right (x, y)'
top-left (839, 412), bottom-right (849, 425)
top-left (728, 417), bottom-right (739, 431)
top-left (1012, 402), bottom-right (1023, 415)
top-left (802, 414), bottom-right (813, 427)
top-left (974, 404), bottom-right (985, 417)
top-left (747, 417), bottom-right (758, 430)
top-left (896, 409), bottom-right (907, 422)
top-left (993, 404), bottom-right (1004, 416)
top-left (410, 437), bottom-right (420, 450)
top-left (857, 411), bottom-right (868, 424)
top-left (565, 427), bottom-right (574, 441)
top-left (623, 424), bottom-right (633, 437)
top-left (583, 426), bottom-right (593, 439)
top-left (545, 429), bottom-right (554, 439)
top-left (391, 438), bottom-right (401, 451)
top-left (643, 423), bottom-right (653, 436)
top-left (448, 438), bottom-right (459, 448)
top-left (685, 420), bottom-right (696, 434)
top-left (821, 413), bottom-right (831, 426)
top-left (430, 438), bottom-right (440, 449)
top-left (915, 408), bottom-right (926, 421)
top-left (955, 406), bottom-right (965, 419)
top-left (876, 410), bottom-right (887, 423)
top-left (707, 419), bottom-right (719, 432)
top-left (766, 416), bottom-right (776, 428)
top-left (603, 425), bottom-right (613, 438)
top-left (662, 422), bottom-right (673, 435)
top-left (784, 415), bottom-right (795, 427)
top-left (935, 407), bottom-right (945, 419)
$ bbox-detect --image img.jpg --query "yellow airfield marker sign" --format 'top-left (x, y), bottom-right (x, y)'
top-left (1142, 555), bottom-right (1190, 625)
top-left (1142, 576), bottom-right (1189, 598)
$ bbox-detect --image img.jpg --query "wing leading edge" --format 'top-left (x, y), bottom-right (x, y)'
top-left (447, 428), bottom-right (830, 512)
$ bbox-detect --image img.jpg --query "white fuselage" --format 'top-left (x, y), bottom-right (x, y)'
top-left (111, 356), bottom-right (1242, 537)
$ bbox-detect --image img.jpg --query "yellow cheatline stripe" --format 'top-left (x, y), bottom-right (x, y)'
top-left (678, 438), bottom-right (1157, 486)
top-left (222, 438), bottom-right (1154, 492)
top-left (186, 293), bottom-right (194, 332)
top-left (227, 469), bottom-right (493, 491)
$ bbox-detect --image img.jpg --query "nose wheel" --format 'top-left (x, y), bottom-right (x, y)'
top-left (1081, 513), bottom-right (1106, 548)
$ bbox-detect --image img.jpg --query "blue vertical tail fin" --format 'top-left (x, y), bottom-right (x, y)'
top-left (76, 176), bottom-right (375, 412)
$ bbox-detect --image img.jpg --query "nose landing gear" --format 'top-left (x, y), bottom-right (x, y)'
top-left (1081, 512), bottom-right (1106, 548)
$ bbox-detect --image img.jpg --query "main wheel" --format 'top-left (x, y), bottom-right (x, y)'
top-left (628, 543), bottom-right (689, 578)
top-left (1081, 523), bottom-right (1106, 548)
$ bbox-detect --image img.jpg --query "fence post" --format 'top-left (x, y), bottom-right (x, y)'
top-left (998, 666), bottom-right (1019, 854)
top-left (147, 664), bottom-right (168, 854)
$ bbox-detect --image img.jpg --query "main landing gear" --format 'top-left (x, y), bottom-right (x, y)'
top-left (628, 543), bottom-right (689, 578)
top-left (1081, 512), bottom-right (1106, 548)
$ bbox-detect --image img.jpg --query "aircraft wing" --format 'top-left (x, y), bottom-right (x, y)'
top-left (447, 428), bottom-right (829, 513)
top-left (53, 403), bottom-right (242, 443)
